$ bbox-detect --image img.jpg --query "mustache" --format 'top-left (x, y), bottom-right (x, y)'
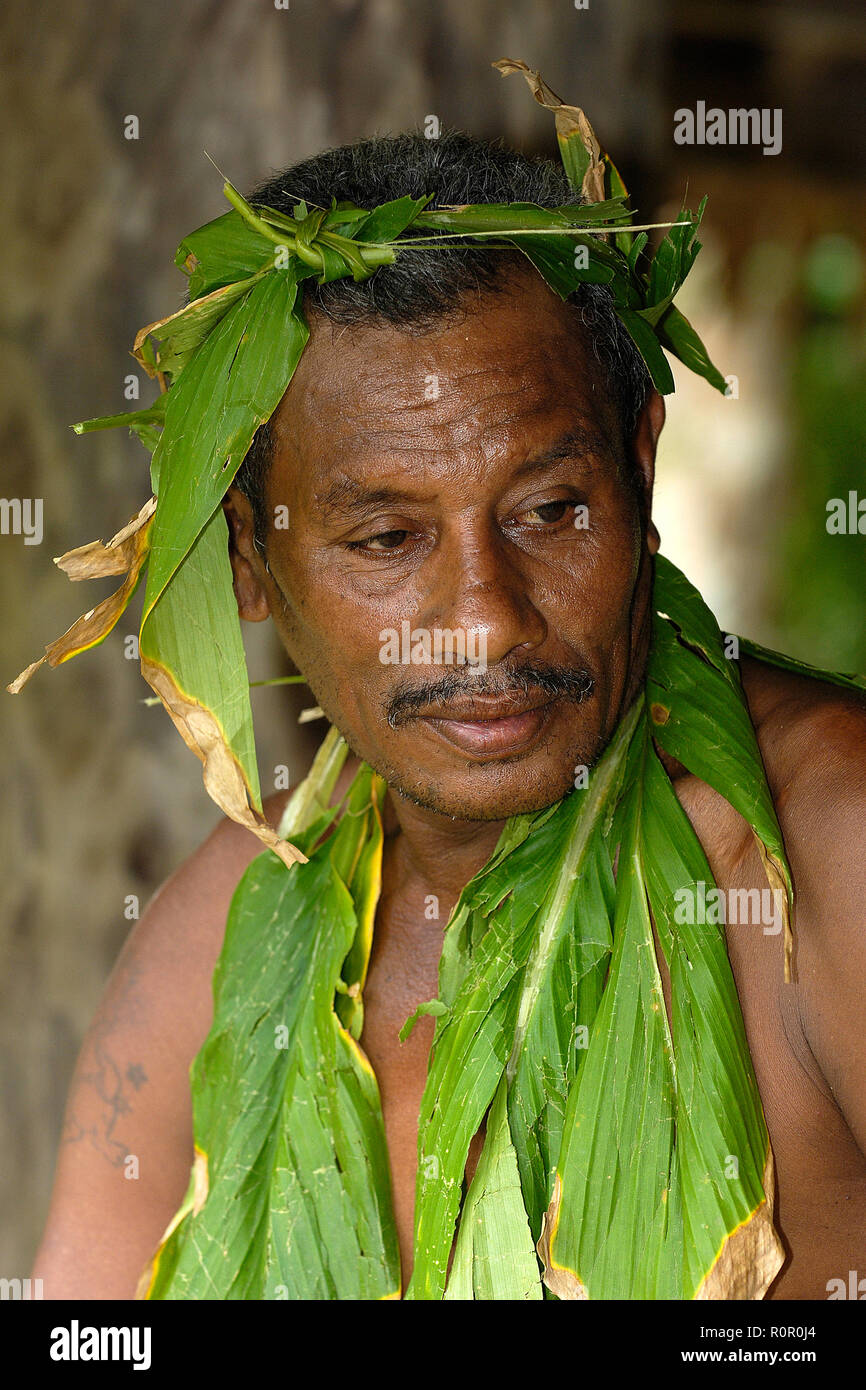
top-left (385, 659), bottom-right (595, 729)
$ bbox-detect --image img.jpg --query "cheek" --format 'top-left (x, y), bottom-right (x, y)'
top-left (542, 509), bottom-right (641, 645)
top-left (269, 558), bottom-right (395, 725)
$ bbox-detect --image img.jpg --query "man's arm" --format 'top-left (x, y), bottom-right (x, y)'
top-left (31, 793), bottom-right (290, 1300)
top-left (780, 695), bottom-right (866, 1158)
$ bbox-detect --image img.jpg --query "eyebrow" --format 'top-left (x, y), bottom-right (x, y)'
top-left (315, 425), bottom-right (611, 520)
top-left (512, 425), bottom-right (610, 477)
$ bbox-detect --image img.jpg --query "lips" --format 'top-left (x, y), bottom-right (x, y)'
top-left (420, 697), bottom-right (557, 756)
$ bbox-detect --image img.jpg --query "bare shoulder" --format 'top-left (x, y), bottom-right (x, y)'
top-left (738, 652), bottom-right (866, 838)
top-left (738, 651), bottom-right (866, 926)
top-left (107, 786), bottom-right (298, 1037)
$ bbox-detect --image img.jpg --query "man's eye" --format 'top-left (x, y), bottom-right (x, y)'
top-left (348, 529), bottom-right (409, 552)
top-left (521, 501), bottom-right (574, 525)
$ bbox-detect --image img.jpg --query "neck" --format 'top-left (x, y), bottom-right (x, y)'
top-left (381, 787), bottom-right (506, 907)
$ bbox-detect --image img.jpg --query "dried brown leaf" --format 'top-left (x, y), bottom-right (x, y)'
top-left (696, 1149), bottom-right (785, 1300)
top-left (6, 503), bottom-right (155, 694)
top-left (54, 496), bottom-right (157, 580)
top-left (536, 1173), bottom-right (589, 1299)
top-left (140, 656), bottom-right (307, 869)
top-left (493, 57), bottom-right (606, 203)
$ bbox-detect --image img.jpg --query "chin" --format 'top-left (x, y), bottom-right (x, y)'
top-left (383, 753), bottom-right (589, 823)
top-left (345, 705), bottom-right (609, 824)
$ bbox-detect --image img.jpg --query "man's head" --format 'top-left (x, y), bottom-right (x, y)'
top-left (224, 130), bottom-right (664, 824)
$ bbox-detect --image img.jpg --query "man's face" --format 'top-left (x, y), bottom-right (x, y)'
top-left (226, 264), bottom-right (662, 823)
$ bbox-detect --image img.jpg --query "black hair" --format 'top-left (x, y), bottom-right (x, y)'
top-left (231, 129), bottom-right (652, 556)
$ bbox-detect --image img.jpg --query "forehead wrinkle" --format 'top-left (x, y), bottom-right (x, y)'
top-left (313, 417), bottom-right (611, 523)
top-left (330, 389), bottom-right (600, 479)
top-left (335, 380), bottom-right (539, 450)
top-left (516, 424), bottom-right (611, 476)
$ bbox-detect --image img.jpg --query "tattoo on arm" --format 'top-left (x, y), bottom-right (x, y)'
top-left (60, 958), bottom-right (150, 1168)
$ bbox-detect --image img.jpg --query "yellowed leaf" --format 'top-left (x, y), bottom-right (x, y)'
top-left (493, 57), bottom-right (606, 202)
top-left (191, 1144), bottom-right (209, 1217)
top-left (134, 1144), bottom-right (209, 1300)
top-left (696, 1148), bottom-right (785, 1300)
top-left (538, 1152), bottom-right (785, 1300)
top-left (536, 1173), bottom-right (589, 1299)
top-left (754, 833), bottom-right (794, 984)
top-left (6, 502), bottom-right (155, 693)
top-left (54, 495), bottom-right (157, 580)
top-left (140, 655), bottom-right (307, 869)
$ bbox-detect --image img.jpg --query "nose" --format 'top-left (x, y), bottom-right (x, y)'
top-left (419, 522), bottom-right (547, 667)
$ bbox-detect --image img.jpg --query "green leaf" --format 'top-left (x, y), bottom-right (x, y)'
top-left (545, 712), bottom-right (778, 1299)
top-left (646, 199), bottom-right (706, 309)
top-left (354, 195), bottom-right (431, 243)
top-left (617, 308), bottom-right (676, 394)
top-left (135, 270), bottom-right (270, 382)
top-left (444, 1078), bottom-right (543, 1300)
top-left (143, 269), bottom-right (306, 614)
top-left (657, 304), bottom-right (727, 394)
top-left (412, 200), bottom-right (630, 235)
top-left (175, 209), bottom-right (277, 300)
top-left (72, 396), bottom-right (167, 453)
top-left (406, 705), bottom-right (637, 1300)
top-left (513, 235), bottom-right (616, 300)
top-left (137, 268), bottom-right (308, 858)
top-left (648, 555), bottom-right (794, 976)
top-left (737, 635), bottom-right (866, 691)
top-left (143, 769), bottom-right (400, 1300)
top-left (139, 504), bottom-right (262, 814)
top-left (398, 999), bottom-right (448, 1043)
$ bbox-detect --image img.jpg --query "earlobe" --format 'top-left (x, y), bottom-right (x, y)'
top-left (221, 489), bottom-right (272, 623)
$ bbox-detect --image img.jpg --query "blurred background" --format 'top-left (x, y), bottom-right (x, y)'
top-left (2, 0), bottom-right (864, 1274)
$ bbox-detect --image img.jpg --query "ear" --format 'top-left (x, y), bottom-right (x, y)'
top-left (221, 486), bottom-right (271, 622)
top-left (629, 389), bottom-right (665, 556)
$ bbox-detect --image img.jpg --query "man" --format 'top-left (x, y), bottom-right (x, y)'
top-left (31, 131), bottom-right (866, 1300)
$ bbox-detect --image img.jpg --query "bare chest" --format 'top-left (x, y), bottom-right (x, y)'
top-left (357, 883), bottom-right (487, 1287)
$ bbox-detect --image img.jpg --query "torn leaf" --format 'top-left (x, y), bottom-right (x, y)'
top-left (140, 654), bottom-right (306, 869)
top-left (493, 58), bottom-right (606, 201)
top-left (6, 499), bottom-right (155, 694)
top-left (54, 495), bottom-right (157, 580)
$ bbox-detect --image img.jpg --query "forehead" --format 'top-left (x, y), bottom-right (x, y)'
top-left (269, 266), bottom-right (621, 488)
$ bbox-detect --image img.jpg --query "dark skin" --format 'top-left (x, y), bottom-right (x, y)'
top-left (33, 264), bottom-right (866, 1298)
